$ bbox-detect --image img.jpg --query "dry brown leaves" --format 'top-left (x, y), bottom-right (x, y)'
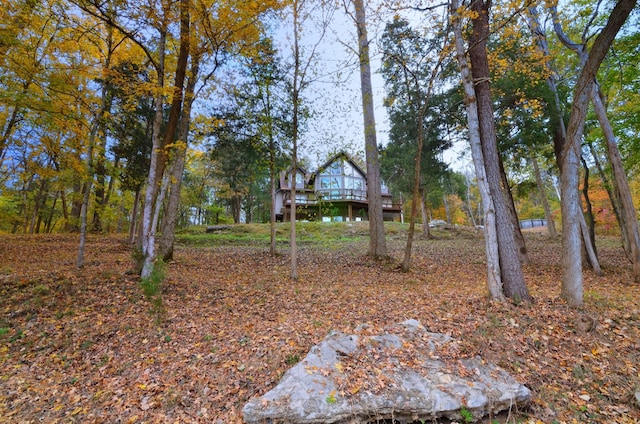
top-left (0, 231), bottom-right (639, 423)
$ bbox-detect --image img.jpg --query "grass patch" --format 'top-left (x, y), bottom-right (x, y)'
top-left (176, 222), bottom-right (410, 247)
top-left (139, 260), bottom-right (167, 322)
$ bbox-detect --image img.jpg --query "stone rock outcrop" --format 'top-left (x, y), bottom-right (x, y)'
top-left (243, 319), bottom-right (531, 423)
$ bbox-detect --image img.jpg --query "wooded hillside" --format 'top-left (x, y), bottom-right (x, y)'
top-left (1, 226), bottom-right (638, 422)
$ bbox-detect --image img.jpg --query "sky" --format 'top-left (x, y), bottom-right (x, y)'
top-left (273, 1), bottom-right (468, 172)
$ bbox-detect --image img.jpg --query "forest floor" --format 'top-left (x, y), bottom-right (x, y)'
top-left (1, 224), bottom-right (639, 423)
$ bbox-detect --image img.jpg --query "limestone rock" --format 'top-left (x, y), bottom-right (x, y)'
top-left (243, 319), bottom-right (531, 423)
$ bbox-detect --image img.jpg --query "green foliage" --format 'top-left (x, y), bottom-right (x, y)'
top-left (325, 391), bottom-right (337, 404)
top-left (139, 260), bottom-right (167, 321)
top-left (459, 406), bottom-right (474, 423)
top-left (0, 195), bottom-right (20, 233)
top-left (379, 16), bottom-right (456, 205)
top-left (285, 354), bottom-right (300, 365)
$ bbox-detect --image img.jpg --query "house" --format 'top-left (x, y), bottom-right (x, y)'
top-left (275, 151), bottom-right (402, 222)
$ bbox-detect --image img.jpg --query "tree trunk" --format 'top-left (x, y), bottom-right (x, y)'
top-left (549, 2), bottom-right (639, 282)
top-left (588, 141), bottom-right (625, 241)
top-left (45, 191), bottom-right (59, 233)
top-left (140, 28), bottom-right (167, 278)
top-left (402, 102), bottom-right (427, 272)
top-left (129, 188), bottom-right (141, 245)
top-left (78, 59), bottom-right (112, 268)
top-left (159, 56), bottom-right (199, 262)
top-left (557, 0), bottom-right (636, 306)
top-left (499, 157), bottom-right (528, 264)
top-left (287, 0), bottom-right (305, 281)
top-left (141, 0), bottom-right (190, 277)
top-left (158, 143), bottom-right (187, 261)
top-left (529, 4), bottom-right (602, 277)
top-left (581, 156), bottom-right (597, 262)
top-left (92, 156), bottom-right (106, 233)
top-left (420, 188), bottom-right (430, 238)
top-left (66, 182), bottom-right (83, 232)
top-left (29, 178), bottom-right (48, 234)
top-left (591, 85), bottom-right (640, 282)
top-left (451, 0), bottom-right (504, 301)
top-left (269, 146), bottom-right (277, 255)
top-left (469, 0), bottom-right (530, 302)
top-left (353, 0), bottom-right (386, 259)
top-left (531, 155), bottom-right (558, 237)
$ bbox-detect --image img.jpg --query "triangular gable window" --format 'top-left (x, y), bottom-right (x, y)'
top-left (317, 157), bottom-right (366, 200)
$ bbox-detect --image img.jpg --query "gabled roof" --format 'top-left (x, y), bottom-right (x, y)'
top-left (315, 151), bottom-right (367, 179)
top-left (278, 165), bottom-right (312, 192)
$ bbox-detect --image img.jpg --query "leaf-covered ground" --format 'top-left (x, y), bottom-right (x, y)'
top-left (1, 226), bottom-right (639, 423)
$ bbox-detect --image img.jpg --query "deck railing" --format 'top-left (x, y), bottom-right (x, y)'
top-left (283, 191), bottom-right (401, 210)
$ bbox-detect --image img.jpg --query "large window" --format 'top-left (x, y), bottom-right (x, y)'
top-left (317, 158), bottom-right (366, 200)
top-left (289, 171), bottom-right (305, 189)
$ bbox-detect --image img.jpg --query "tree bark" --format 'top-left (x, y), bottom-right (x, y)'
top-left (469, 0), bottom-right (530, 302)
top-left (78, 50), bottom-right (113, 267)
top-left (591, 85), bottom-right (640, 282)
top-left (353, 0), bottom-right (386, 259)
top-left (140, 27), bottom-right (167, 278)
top-left (557, 0), bottom-right (636, 306)
top-left (499, 157), bottom-right (528, 264)
top-left (451, 0), bottom-right (504, 301)
top-left (289, 0), bottom-right (303, 280)
top-left (581, 155), bottom-right (598, 267)
top-left (141, 0), bottom-right (189, 278)
top-left (159, 56), bottom-right (199, 262)
top-left (549, 2), bottom-right (640, 281)
top-left (420, 188), bottom-right (431, 238)
top-left (402, 102), bottom-right (427, 272)
top-left (129, 189), bottom-right (140, 245)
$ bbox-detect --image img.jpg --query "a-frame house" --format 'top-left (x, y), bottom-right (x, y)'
top-left (275, 151), bottom-right (401, 222)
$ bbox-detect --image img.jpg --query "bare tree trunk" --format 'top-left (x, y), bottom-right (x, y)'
top-left (159, 56), bottom-right (199, 262)
top-left (30, 178), bottom-right (48, 234)
top-left (158, 143), bottom-right (187, 262)
top-left (402, 104), bottom-right (427, 272)
top-left (102, 157), bottom-right (119, 233)
top-left (581, 156), bottom-right (597, 261)
top-left (588, 141), bottom-right (625, 240)
top-left (45, 191), bottom-right (59, 233)
top-left (66, 181), bottom-right (83, 232)
top-left (77, 95), bottom-right (107, 267)
top-left (451, 0), bottom-right (504, 301)
top-left (463, 171), bottom-right (477, 227)
top-left (89, 8), bottom-right (116, 235)
top-left (353, 0), bottom-right (386, 259)
top-left (420, 188), bottom-right (430, 238)
top-left (289, 0), bottom-right (302, 280)
top-left (557, 0), bottom-right (635, 306)
top-left (528, 3), bottom-right (602, 300)
top-left (531, 155), bottom-right (558, 237)
top-left (140, 28), bottom-right (167, 278)
top-left (469, 0), bottom-right (530, 302)
top-left (141, 0), bottom-right (190, 277)
top-left (499, 158), bottom-right (528, 264)
top-left (129, 189), bottom-right (141, 245)
top-left (591, 86), bottom-right (640, 281)
top-left (269, 151), bottom-right (277, 255)
top-left (580, 212), bottom-right (602, 275)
